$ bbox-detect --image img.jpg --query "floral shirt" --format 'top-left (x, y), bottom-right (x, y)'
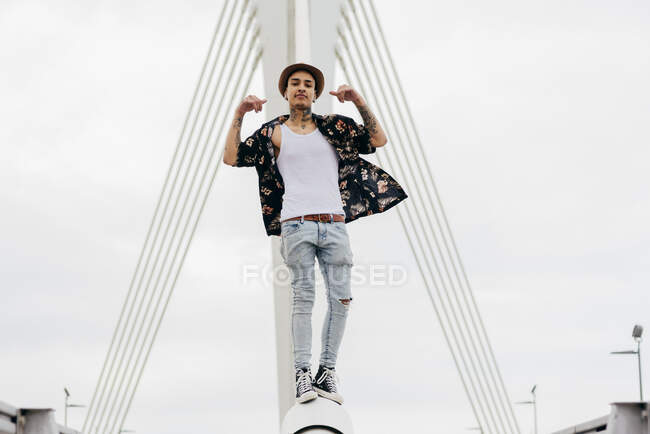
top-left (234, 112), bottom-right (408, 236)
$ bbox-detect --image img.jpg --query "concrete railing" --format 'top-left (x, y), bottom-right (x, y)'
top-left (0, 401), bottom-right (17, 434)
top-left (552, 401), bottom-right (649, 434)
top-left (551, 414), bottom-right (608, 434)
top-left (0, 401), bottom-right (81, 434)
top-left (281, 399), bottom-right (351, 433)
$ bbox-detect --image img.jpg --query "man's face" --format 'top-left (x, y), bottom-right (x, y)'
top-left (285, 70), bottom-right (316, 109)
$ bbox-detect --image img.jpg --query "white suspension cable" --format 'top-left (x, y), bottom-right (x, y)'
top-left (90, 5), bottom-right (256, 433)
top-left (354, 1), bottom-right (517, 432)
top-left (337, 18), bottom-right (496, 430)
top-left (102, 17), bottom-right (261, 434)
top-left (115, 44), bottom-right (263, 434)
top-left (340, 23), bottom-right (510, 434)
top-left (97, 4), bottom-right (256, 432)
top-left (88, 2), bottom-right (250, 432)
top-left (364, 1), bottom-right (521, 431)
top-left (359, 4), bottom-right (514, 430)
top-left (337, 8), bottom-right (496, 429)
top-left (344, 2), bottom-right (510, 433)
top-left (335, 45), bottom-right (491, 433)
top-left (342, 6), bottom-right (502, 428)
top-left (82, 1), bottom-right (235, 432)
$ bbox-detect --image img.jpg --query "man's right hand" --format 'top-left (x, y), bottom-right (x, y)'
top-left (237, 95), bottom-right (267, 115)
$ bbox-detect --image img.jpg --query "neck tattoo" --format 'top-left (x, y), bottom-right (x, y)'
top-left (290, 107), bottom-right (312, 130)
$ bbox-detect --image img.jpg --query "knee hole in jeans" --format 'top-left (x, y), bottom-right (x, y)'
top-left (338, 298), bottom-right (352, 307)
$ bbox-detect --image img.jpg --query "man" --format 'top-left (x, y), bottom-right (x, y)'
top-left (223, 63), bottom-right (407, 405)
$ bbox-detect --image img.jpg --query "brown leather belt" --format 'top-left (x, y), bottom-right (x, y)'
top-left (281, 213), bottom-right (345, 223)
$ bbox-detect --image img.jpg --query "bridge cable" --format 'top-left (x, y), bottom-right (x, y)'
top-left (344, 3), bottom-right (510, 433)
top-left (339, 3), bottom-right (517, 431)
top-left (85, 1), bottom-right (252, 432)
top-left (90, 2), bottom-right (256, 429)
top-left (346, 1), bottom-right (512, 432)
top-left (103, 14), bottom-right (260, 434)
top-left (335, 46), bottom-right (492, 433)
top-left (115, 41), bottom-right (263, 434)
top-left (90, 2), bottom-right (251, 431)
top-left (363, 1), bottom-right (521, 431)
top-left (98, 7), bottom-right (258, 434)
top-left (82, 0), bottom-right (235, 432)
top-left (335, 20), bottom-right (498, 433)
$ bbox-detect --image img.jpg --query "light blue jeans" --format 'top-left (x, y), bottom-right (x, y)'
top-left (280, 216), bottom-right (354, 371)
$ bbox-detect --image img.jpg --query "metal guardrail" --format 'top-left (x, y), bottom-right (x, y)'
top-left (553, 402), bottom-right (650, 434)
top-left (0, 401), bottom-right (17, 434)
top-left (0, 400), bottom-right (81, 434)
top-left (551, 415), bottom-right (608, 434)
top-left (57, 424), bottom-right (81, 434)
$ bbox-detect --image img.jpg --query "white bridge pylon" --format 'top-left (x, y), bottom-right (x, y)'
top-left (261, 1), bottom-right (521, 433)
top-left (257, 0), bottom-right (354, 431)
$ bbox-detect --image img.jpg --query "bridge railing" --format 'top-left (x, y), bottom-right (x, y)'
top-left (0, 400), bottom-right (80, 434)
top-left (552, 402), bottom-right (649, 434)
top-left (551, 414), bottom-right (608, 434)
top-left (0, 401), bottom-right (17, 434)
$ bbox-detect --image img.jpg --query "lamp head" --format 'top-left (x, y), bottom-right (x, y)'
top-left (633, 324), bottom-right (643, 340)
top-left (64, 388), bottom-right (70, 398)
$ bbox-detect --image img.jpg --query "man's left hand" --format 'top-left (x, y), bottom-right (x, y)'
top-left (329, 85), bottom-right (364, 105)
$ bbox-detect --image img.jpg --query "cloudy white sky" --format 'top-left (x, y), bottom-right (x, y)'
top-left (2, 0), bottom-right (649, 433)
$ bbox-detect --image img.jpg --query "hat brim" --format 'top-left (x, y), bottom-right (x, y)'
top-left (278, 63), bottom-right (325, 100)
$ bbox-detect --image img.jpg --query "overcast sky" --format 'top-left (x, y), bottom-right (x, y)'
top-left (2, 0), bottom-right (649, 433)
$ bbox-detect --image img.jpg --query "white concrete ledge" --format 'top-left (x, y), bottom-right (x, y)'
top-left (281, 397), bottom-right (353, 434)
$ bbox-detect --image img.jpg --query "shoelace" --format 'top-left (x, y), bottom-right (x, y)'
top-left (315, 367), bottom-right (340, 392)
top-left (296, 370), bottom-right (313, 395)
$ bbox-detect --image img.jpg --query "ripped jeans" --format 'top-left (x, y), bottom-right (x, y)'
top-left (280, 217), bottom-right (354, 371)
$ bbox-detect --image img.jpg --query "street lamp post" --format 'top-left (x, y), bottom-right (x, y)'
top-left (516, 384), bottom-right (538, 434)
top-left (610, 324), bottom-right (644, 401)
top-left (63, 387), bottom-right (86, 427)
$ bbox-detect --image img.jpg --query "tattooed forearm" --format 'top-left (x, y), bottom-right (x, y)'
top-left (232, 116), bottom-right (242, 130)
top-left (356, 103), bottom-right (387, 147)
top-left (232, 116), bottom-right (243, 141)
top-left (223, 114), bottom-right (244, 165)
top-left (357, 105), bottom-right (378, 135)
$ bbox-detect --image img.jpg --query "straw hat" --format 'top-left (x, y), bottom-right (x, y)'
top-left (278, 63), bottom-right (325, 100)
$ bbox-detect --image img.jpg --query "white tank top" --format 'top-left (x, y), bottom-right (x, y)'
top-left (276, 123), bottom-right (345, 221)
